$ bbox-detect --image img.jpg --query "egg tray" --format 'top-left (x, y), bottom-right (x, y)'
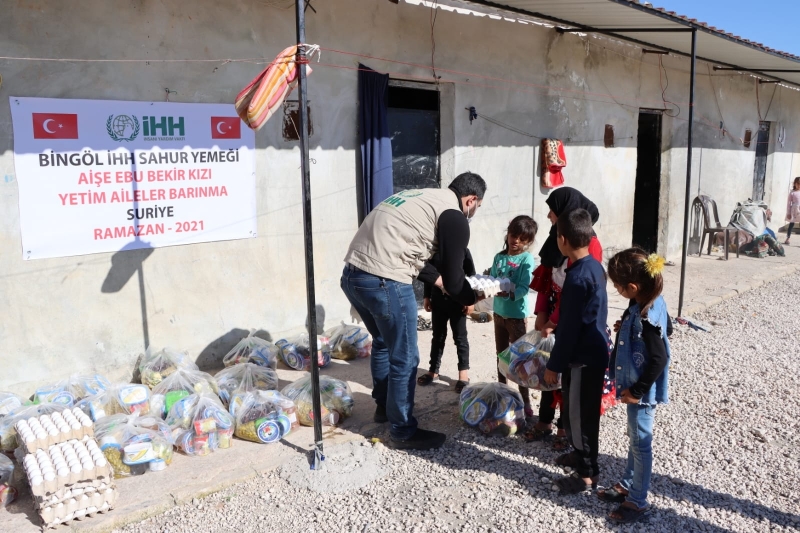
top-left (466, 275), bottom-right (513, 298)
top-left (39, 498), bottom-right (117, 530)
top-left (24, 438), bottom-right (112, 497)
top-left (33, 479), bottom-right (116, 508)
top-left (15, 408), bottom-right (95, 454)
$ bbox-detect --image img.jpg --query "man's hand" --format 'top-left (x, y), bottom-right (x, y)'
top-left (434, 276), bottom-right (444, 290)
top-left (613, 320), bottom-right (622, 333)
top-left (620, 389), bottom-right (640, 404)
top-left (463, 305), bottom-right (474, 316)
top-left (544, 369), bottom-right (559, 386)
top-left (541, 321), bottom-right (556, 338)
top-left (534, 313), bottom-right (549, 332)
top-left (424, 297), bottom-right (432, 313)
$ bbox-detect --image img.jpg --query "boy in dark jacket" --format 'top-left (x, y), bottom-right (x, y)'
top-left (543, 209), bottom-right (610, 493)
top-left (417, 249), bottom-right (476, 393)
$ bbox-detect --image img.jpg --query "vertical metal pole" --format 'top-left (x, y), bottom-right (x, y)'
top-left (295, 0), bottom-right (325, 469)
top-left (678, 29), bottom-right (697, 318)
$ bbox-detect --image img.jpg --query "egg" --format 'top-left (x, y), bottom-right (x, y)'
top-left (31, 475), bottom-right (43, 486)
top-left (81, 418), bottom-right (92, 428)
top-left (96, 458), bottom-right (107, 468)
top-left (44, 471), bottom-right (55, 482)
top-left (57, 467), bottom-right (69, 477)
top-left (70, 464), bottom-right (82, 474)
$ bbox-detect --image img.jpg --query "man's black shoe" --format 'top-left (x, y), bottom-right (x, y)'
top-left (390, 428), bottom-right (446, 450)
top-left (374, 405), bottom-right (388, 423)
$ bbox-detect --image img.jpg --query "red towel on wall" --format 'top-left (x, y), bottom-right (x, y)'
top-left (541, 139), bottom-right (566, 189)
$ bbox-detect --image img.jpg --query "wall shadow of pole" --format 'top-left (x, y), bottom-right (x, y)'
top-left (101, 244), bottom-right (154, 351)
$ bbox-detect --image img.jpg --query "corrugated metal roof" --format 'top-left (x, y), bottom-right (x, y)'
top-left (461, 0), bottom-right (800, 86)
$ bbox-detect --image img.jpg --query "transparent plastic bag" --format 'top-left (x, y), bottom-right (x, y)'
top-left (33, 374), bottom-right (111, 406)
top-left (0, 403), bottom-right (68, 452)
top-left (275, 333), bottom-right (332, 371)
top-left (150, 368), bottom-right (219, 418)
top-left (324, 322), bottom-right (372, 361)
top-left (215, 363), bottom-right (279, 414)
top-left (233, 390), bottom-right (298, 443)
top-left (280, 374), bottom-right (353, 427)
top-left (166, 394), bottom-right (235, 455)
top-left (139, 346), bottom-right (198, 389)
top-left (76, 383), bottom-right (151, 421)
top-left (0, 454), bottom-right (15, 508)
top-left (95, 414), bottom-right (173, 477)
top-left (506, 332), bottom-right (560, 391)
top-left (222, 331), bottom-right (279, 369)
top-left (0, 392), bottom-right (26, 418)
top-left (459, 382), bottom-right (524, 436)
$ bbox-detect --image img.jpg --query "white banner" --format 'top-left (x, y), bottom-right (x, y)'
top-left (10, 97), bottom-right (257, 260)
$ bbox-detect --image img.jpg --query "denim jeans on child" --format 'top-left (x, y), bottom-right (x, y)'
top-left (340, 264), bottom-right (419, 440)
top-left (620, 403), bottom-right (655, 508)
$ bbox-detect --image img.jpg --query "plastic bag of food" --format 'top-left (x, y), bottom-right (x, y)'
top-left (139, 346), bottom-right (198, 389)
top-left (459, 382), bottom-right (524, 436)
top-left (166, 394), bottom-right (235, 455)
top-left (95, 414), bottom-right (174, 477)
top-left (222, 331), bottom-right (279, 369)
top-left (506, 332), bottom-right (560, 391)
top-left (31, 374), bottom-right (109, 406)
top-left (150, 367), bottom-right (218, 418)
top-left (275, 333), bottom-right (331, 370)
top-left (0, 454), bottom-right (15, 508)
top-left (233, 390), bottom-right (298, 443)
top-left (280, 374), bottom-right (353, 427)
top-left (76, 383), bottom-right (152, 421)
top-left (0, 403), bottom-right (67, 452)
top-left (215, 363), bottom-right (279, 414)
top-left (324, 322), bottom-right (372, 361)
top-left (0, 392), bottom-right (26, 418)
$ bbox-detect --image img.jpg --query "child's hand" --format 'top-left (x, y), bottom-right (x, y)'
top-left (541, 321), bottom-right (556, 338)
top-left (620, 389), bottom-right (640, 404)
top-left (544, 369), bottom-right (559, 385)
top-left (463, 305), bottom-right (474, 316)
top-left (424, 297), bottom-right (432, 313)
top-left (613, 320), bottom-right (622, 333)
top-left (496, 291), bottom-right (510, 298)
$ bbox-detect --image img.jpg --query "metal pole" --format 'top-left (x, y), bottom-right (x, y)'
top-left (295, 0), bottom-right (324, 469)
top-left (678, 29), bottom-right (697, 318)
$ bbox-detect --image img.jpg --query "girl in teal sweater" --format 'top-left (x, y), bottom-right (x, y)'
top-left (492, 215), bottom-right (538, 417)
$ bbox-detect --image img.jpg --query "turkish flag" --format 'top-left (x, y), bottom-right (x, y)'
top-left (211, 117), bottom-right (241, 139)
top-left (32, 113), bottom-right (79, 139)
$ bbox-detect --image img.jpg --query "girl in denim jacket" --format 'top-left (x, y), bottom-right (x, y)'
top-left (600, 248), bottom-right (670, 524)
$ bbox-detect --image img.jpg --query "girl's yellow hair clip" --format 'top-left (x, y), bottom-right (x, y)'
top-left (643, 253), bottom-right (665, 278)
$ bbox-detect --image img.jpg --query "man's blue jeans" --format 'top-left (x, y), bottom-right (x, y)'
top-left (620, 403), bottom-right (656, 508)
top-left (341, 265), bottom-right (419, 440)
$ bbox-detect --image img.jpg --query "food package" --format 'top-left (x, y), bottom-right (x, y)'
top-left (280, 374), bottom-right (353, 427)
top-left (466, 275), bottom-right (513, 298)
top-left (222, 331), bottom-right (279, 369)
top-left (324, 323), bottom-right (372, 361)
top-left (166, 394), bottom-right (235, 455)
top-left (150, 368), bottom-right (219, 418)
top-left (215, 364), bottom-right (279, 415)
top-left (233, 390), bottom-right (298, 444)
top-left (0, 403), bottom-right (68, 452)
top-left (506, 332), bottom-right (560, 391)
top-left (76, 383), bottom-right (152, 421)
top-left (33, 375), bottom-right (112, 407)
top-left (0, 392), bottom-right (26, 418)
top-left (138, 346), bottom-right (198, 389)
top-left (94, 414), bottom-right (173, 477)
top-left (0, 454), bottom-right (15, 508)
top-left (275, 333), bottom-right (331, 371)
top-left (459, 382), bottom-right (524, 436)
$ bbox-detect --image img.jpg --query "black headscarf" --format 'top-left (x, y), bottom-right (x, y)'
top-left (538, 187), bottom-right (600, 268)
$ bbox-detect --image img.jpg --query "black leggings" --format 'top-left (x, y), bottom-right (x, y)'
top-left (428, 290), bottom-right (469, 374)
top-left (789, 222), bottom-right (795, 238)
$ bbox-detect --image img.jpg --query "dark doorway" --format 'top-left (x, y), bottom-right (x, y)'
top-left (387, 82), bottom-right (441, 309)
top-left (752, 121), bottom-right (770, 201)
top-left (632, 110), bottom-right (663, 253)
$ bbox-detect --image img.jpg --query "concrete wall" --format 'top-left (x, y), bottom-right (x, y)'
top-left (2, 0), bottom-right (799, 394)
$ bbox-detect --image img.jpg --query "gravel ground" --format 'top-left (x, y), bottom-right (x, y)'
top-left (118, 273), bottom-right (800, 533)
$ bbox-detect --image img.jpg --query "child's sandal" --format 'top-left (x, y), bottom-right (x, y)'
top-left (597, 485), bottom-right (628, 503)
top-left (553, 435), bottom-right (571, 451)
top-left (608, 504), bottom-right (650, 524)
top-left (523, 426), bottom-right (553, 443)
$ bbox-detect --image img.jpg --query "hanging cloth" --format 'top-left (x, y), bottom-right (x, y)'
top-left (541, 138), bottom-right (567, 189)
top-left (235, 45), bottom-right (318, 131)
top-left (357, 63), bottom-right (393, 219)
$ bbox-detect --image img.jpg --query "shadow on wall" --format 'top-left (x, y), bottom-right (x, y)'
top-left (101, 244), bottom-right (155, 351)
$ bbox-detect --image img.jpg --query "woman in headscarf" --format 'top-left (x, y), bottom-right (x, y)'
top-left (524, 187), bottom-right (613, 447)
